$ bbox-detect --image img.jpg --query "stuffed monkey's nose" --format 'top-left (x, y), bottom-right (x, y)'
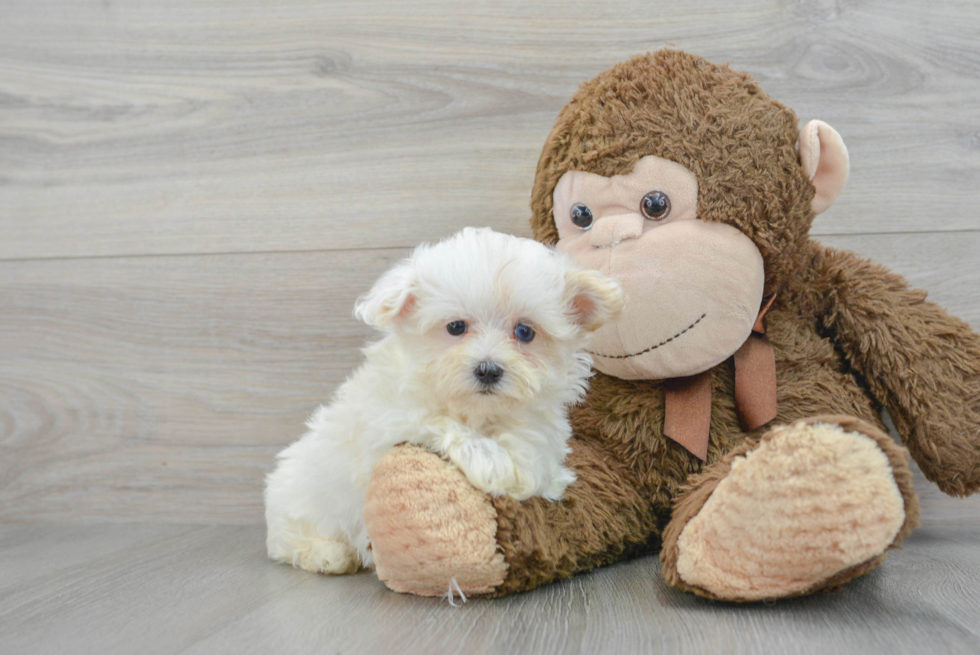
top-left (588, 214), bottom-right (644, 248)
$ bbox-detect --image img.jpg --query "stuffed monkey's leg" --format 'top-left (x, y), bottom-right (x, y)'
top-left (660, 416), bottom-right (919, 602)
top-left (363, 438), bottom-right (658, 597)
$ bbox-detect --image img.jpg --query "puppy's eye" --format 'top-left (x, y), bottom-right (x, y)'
top-left (640, 191), bottom-right (671, 220)
top-left (514, 323), bottom-right (535, 343)
top-left (570, 204), bottom-right (594, 230)
top-left (446, 320), bottom-right (467, 336)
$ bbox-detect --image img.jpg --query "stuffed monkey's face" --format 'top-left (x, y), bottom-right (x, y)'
top-left (554, 156), bottom-right (765, 380)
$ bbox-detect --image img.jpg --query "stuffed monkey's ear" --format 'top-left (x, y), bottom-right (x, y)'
top-left (797, 119), bottom-right (849, 215)
top-left (353, 261), bottom-right (417, 330)
top-left (564, 269), bottom-right (625, 332)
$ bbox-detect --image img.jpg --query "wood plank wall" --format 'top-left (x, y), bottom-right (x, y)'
top-left (2, 0), bottom-right (979, 523)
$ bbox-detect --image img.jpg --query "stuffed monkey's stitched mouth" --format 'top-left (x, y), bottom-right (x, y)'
top-left (587, 313), bottom-right (706, 359)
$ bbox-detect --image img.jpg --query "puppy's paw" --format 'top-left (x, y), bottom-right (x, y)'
top-left (541, 465), bottom-right (576, 501)
top-left (423, 416), bottom-right (484, 454)
top-left (448, 437), bottom-right (532, 499)
top-left (293, 536), bottom-right (359, 575)
top-left (269, 521), bottom-right (360, 575)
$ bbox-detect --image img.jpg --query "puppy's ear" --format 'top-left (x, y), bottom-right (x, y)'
top-left (353, 261), bottom-right (417, 329)
top-left (564, 268), bottom-right (624, 332)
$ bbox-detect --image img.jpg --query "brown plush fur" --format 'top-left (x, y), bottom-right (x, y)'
top-left (366, 50), bottom-right (980, 600)
top-left (811, 247), bottom-right (980, 496)
top-left (496, 49), bottom-right (979, 593)
top-left (530, 50), bottom-right (816, 298)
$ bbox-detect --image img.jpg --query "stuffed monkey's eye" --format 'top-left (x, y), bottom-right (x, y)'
top-left (447, 320), bottom-right (467, 336)
top-left (641, 191), bottom-right (671, 220)
top-left (514, 323), bottom-right (535, 343)
top-left (570, 204), bottom-right (594, 230)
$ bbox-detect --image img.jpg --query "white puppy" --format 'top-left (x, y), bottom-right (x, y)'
top-left (264, 227), bottom-right (623, 575)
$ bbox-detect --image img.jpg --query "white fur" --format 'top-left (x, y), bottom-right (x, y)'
top-left (264, 227), bottom-right (621, 574)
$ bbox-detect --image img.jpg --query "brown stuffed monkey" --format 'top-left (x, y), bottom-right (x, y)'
top-left (362, 50), bottom-right (980, 602)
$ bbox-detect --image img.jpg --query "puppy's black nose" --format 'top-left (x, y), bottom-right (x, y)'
top-left (474, 361), bottom-right (504, 386)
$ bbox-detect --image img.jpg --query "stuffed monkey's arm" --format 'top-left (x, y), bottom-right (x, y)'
top-left (815, 245), bottom-right (980, 496)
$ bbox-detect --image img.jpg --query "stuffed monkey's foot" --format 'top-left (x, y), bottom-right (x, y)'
top-left (661, 416), bottom-right (920, 602)
top-left (363, 444), bottom-right (507, 597)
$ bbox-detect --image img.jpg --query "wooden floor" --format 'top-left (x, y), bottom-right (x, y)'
top-left (2, 467), bottom-right (979, 655)
top-left (2, 0), bottom-right (980, 653)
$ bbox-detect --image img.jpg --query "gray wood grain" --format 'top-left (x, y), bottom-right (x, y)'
top-left (0, 248), bottom-right (395, 523)
top-left (1, 0), bottom-right (978, 261)
top-left (0, 233), bottom-right (977, 523)
top-left (1, 471), bottom-right (979, 655)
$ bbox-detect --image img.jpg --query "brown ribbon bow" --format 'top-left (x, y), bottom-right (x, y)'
top-left (663, 295), bottom-right (779, 460)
